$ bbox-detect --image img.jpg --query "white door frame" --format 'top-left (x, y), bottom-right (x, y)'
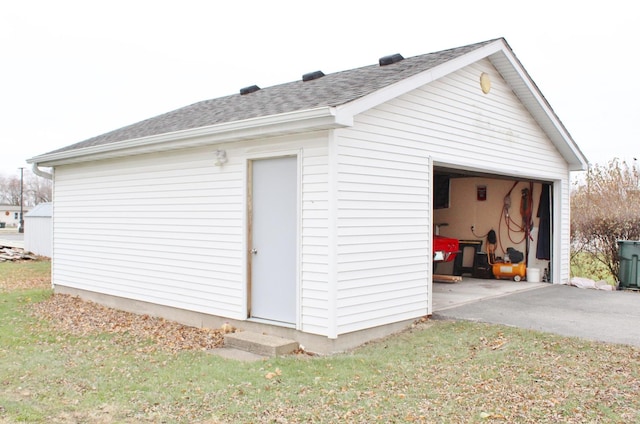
top-left (245, 150), bottom-right (302, 328)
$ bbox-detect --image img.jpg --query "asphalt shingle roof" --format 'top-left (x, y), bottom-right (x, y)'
top-left (49, 39), bottom-right (499, 155)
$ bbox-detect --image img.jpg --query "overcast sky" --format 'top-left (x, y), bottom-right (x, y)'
top-left (1, 0), bottom-right (637, 178)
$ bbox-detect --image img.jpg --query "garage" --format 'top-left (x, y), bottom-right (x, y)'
top-left (28, 38), bottom-right (587, 354)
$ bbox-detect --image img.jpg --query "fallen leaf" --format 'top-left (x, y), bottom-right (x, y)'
top-left (31, 294), bottom-right (225, 353)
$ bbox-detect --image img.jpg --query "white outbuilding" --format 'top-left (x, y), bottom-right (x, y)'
top-left (28, 38), bottom-right (588, 354)
top-left (24, 202), bottom-right (53, 257)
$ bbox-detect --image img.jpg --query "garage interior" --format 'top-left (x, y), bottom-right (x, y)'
top-left (431, 166), bottom-right (553, 311)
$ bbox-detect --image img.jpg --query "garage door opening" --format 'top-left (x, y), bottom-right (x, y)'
top-left (431, 166), bottom-right (553, 310)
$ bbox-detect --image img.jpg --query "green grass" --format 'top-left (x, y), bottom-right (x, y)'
top-left (0, 260), bottom-right (52, 292)
top-left (571, 251), bottom-right (617, 285)
top-left (2, 262), bottom-right (640, 422)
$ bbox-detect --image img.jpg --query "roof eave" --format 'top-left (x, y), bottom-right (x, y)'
top-left (28, 106), bottom-right (351, 167)
top-left (340, 38), bottom-right (589, 172)
top-left (487, 42), bottom-right (589, 172)
top-left (338, 40), bottom-right (507, 118)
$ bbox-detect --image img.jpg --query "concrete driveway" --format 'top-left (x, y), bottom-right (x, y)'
top-left (434, 283), bottom-right (640, 347)
top-left (0, 229), bottom-right (24, 249)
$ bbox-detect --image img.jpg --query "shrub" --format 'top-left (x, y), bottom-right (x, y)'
top-left (571, 158), bottom-right (640, 282)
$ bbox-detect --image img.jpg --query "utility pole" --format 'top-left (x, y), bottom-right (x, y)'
top-left (19, 167), bottom-right (24, 233)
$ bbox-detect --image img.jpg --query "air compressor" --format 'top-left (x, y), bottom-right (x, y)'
top-left (492, 261), bottom-right (527, 282)
top-left (486, 231), bottom-right (527, 281)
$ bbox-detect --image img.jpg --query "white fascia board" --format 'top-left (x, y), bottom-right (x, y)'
top-left (336, 40), bottom-right (507, 118)
top-left (336, 38), bottom-right (588, 172)
top-left (487, 48), bottom-right (589, 171)
top-left (29, 106), bottom-right (352, 167)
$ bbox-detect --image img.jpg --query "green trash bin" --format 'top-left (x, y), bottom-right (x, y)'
top-left (618, 240), bottom-right (640, 290)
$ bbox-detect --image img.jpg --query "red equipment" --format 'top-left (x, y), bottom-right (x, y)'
top-left (433, 235), bottom-right (459, 263)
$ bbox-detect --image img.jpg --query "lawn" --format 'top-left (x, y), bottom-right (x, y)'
top-left (570, 251), bottom-right (617, 286)
top-left (2, 260), bottom-right (640, 423)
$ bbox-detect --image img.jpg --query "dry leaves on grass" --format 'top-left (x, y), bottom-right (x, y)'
top-left (0, 260), bottom-right (51, 292)
top-left (31, 294), bottom-right (225, 353)
top-left (0, 275), bottom-right (49, 291)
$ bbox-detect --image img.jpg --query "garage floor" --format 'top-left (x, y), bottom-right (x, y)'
top-left (432, 277), bottom-right (548, 312)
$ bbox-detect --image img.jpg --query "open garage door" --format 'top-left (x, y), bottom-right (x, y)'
top-left (431, 165), bottom-right (554, 310)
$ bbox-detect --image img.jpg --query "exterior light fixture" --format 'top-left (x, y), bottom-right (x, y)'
top-left (215, 149), bottom-right (228, 166)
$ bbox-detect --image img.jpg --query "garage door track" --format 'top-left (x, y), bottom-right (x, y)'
top-left (434, 284), bottom-right (640, 347)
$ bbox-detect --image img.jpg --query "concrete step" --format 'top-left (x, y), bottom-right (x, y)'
top-left (224, 331), bottom-right (299, 357)
top-left (209, 347), bottom-right (269, 362)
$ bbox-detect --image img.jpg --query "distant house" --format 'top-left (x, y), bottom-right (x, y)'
top-left (0, 204), bottom-right (29, 229)
top-left (24, 202), bottom-right (53, 257)
top-left (28, 38), bottom-right (588, 354)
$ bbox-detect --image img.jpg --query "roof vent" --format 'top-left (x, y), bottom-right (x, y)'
top-left (240, 85), bottom-right (260, 95)
top-left (379, 53), bottom-right (404, 66)
top-left (302, 70), bottom-right (325, 82)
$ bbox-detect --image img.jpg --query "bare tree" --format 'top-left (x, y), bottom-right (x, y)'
top-left (25, 170), bottom-right (52, 205)
top-left (0, 174), bottom-right (22, 205)
top-left (0, 175), bottom-right (8, 204)
top-left (571, 158), bottom-right (640, 282)
top-left (0, 170), bottom-right (52, 207)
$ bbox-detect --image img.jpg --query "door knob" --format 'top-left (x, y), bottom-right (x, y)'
top-left (251, 248), bottom-right (258, 255)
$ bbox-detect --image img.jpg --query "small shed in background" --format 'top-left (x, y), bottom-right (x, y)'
top-left (24, 202), bottom-right (52, 257)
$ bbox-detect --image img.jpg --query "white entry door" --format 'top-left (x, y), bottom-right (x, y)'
top-left (249, 156), bottom-right (297, 324)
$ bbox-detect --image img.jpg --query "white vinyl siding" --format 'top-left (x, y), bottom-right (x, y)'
top-left (365, 59), bottom-right (568, 178)
top-left (333, 59), bottom-right (572, 334)
top-left (53, 134), bottom-right (332, 329)
top-left (53, 147), bottom-right (246, 318)
top-left (333, 136), bottom-right (431, 335)
top-left (300, 145), bottom-right (330, 335)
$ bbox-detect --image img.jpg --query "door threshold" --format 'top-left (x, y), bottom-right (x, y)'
top-left (248, 317), bottom-right (296, 329)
